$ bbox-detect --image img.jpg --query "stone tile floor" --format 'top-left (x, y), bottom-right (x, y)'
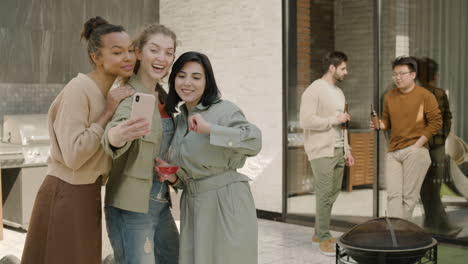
top-left (2, 218), bottom-right (468, 264)
top-left (257, 220), bottom-right (342, 264)
top-left (2, 186), bottom-right (465, 263)
top-left (0, 187), bottom-right (342, 264)
top-left (0, 219), bottom-right (341, 264)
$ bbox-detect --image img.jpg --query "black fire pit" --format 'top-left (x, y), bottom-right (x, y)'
top-left (336, 217), bottom-right (437, 264)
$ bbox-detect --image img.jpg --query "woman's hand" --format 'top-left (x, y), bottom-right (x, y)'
top-left (105, 85), bottom-right (135, 115)
top-left (96, 85), bottom-right (135, 128)
top-left (108, 116), bottom-right (150, 148)
top-left (188, 113), bottom-right (211, 134)
top-left (154, 158), bottom-right (178, 183)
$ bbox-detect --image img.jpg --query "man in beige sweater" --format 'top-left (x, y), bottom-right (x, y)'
top-left (371, 56), bottom-right (442, 220)
top-left (299, 51), bottom-right (354, 256)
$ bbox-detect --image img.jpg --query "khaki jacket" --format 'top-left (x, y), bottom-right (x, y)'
top-left (102, 75), bottom-right (164, 213)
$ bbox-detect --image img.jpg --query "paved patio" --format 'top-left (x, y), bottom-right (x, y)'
top-left (0, 218), bottom-right (342, 264)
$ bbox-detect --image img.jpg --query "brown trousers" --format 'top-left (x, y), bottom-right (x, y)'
top-left (21, 175), bottom-right (102, 264)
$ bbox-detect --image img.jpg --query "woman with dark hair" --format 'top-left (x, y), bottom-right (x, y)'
top-left (156, 51), bottom-right (262, 264)
top-left (21, 17), bottom-right (136, 264)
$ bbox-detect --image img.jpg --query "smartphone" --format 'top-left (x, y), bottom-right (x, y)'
top-left (130, 92), bottom-right (156, 128)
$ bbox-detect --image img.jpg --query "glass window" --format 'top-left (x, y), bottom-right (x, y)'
top-left (379, 0), bottom-right (468, 240)
top-left (285, 0), bottom-right (468, 242)
top-left (286, 0), bottom-right (376, 226)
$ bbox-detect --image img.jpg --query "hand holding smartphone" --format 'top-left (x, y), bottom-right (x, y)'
top-left (130, 92), bottom-right (156, 128)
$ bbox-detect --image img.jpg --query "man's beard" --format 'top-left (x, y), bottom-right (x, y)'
top-left (334, 74), bottom-right (344, 82)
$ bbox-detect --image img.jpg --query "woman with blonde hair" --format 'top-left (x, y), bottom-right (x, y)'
top-left (102, 24), bottom-right (179, 264)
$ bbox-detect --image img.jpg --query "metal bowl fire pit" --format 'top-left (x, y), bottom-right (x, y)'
top-left (337, 217), bottom-right (437, 264)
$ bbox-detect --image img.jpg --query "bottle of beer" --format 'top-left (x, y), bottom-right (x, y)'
top-left (342, 103), bottom-right (349, 129)
top-left (371, 104), bottom-right (380, 130)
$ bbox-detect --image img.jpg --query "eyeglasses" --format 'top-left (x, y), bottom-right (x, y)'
top-left (391, 71), bottom-right (413, 78)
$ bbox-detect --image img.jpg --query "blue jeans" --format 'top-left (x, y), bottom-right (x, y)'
top-left (105, 179), bottom-right (179, 264)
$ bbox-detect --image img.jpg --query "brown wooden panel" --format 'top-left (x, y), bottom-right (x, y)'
top-left (347, 131), bottom-right (374, 192)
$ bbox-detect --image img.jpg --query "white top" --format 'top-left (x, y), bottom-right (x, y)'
top-left (322, 79), bottom-right (345, 148)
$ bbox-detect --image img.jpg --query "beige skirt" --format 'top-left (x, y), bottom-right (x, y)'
top-left (21, 175), bottom-right (102, 264)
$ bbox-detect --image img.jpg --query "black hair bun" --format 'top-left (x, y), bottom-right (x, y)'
top-left (81, 16), bottom-right (109, 41)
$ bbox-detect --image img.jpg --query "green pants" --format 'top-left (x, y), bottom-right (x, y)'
top-left (310, 148), bottom-right (345, 241)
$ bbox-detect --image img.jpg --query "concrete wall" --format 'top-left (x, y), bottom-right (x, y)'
top-left (160, 0), bottom-right (283, 213)
top-left (0, 0), bottom-right (159, 134)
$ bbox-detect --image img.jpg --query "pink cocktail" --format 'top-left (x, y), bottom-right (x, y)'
top-left (157, 165), bottom-right (179, 174)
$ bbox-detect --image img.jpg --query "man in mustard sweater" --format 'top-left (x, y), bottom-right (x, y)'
top-left (300, 51), bottom-right (355, 256)
top-left (371, 56), bottom-right (442, 220)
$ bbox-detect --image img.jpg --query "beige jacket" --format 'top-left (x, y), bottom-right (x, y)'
top-left (299, 79), bottom-right (351, 160)
top-left (47, 73), bottom-right (111, 184)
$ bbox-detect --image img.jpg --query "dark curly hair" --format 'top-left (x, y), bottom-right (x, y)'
top-left (80, 16), bottom-right (125, 66)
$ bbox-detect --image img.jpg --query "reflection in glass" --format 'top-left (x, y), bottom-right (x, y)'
top-left (287, 0), bottom-right (374, 226)
top-left (379, 0), bottom-right (468, 240)
top-left (285, 0), bottom-right (467, 243)
top-left (417, 57), bottom-right (458, 236)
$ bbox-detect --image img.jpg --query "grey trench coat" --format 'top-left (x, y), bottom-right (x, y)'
top-left (170, 100), bottom-right (262, 264)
